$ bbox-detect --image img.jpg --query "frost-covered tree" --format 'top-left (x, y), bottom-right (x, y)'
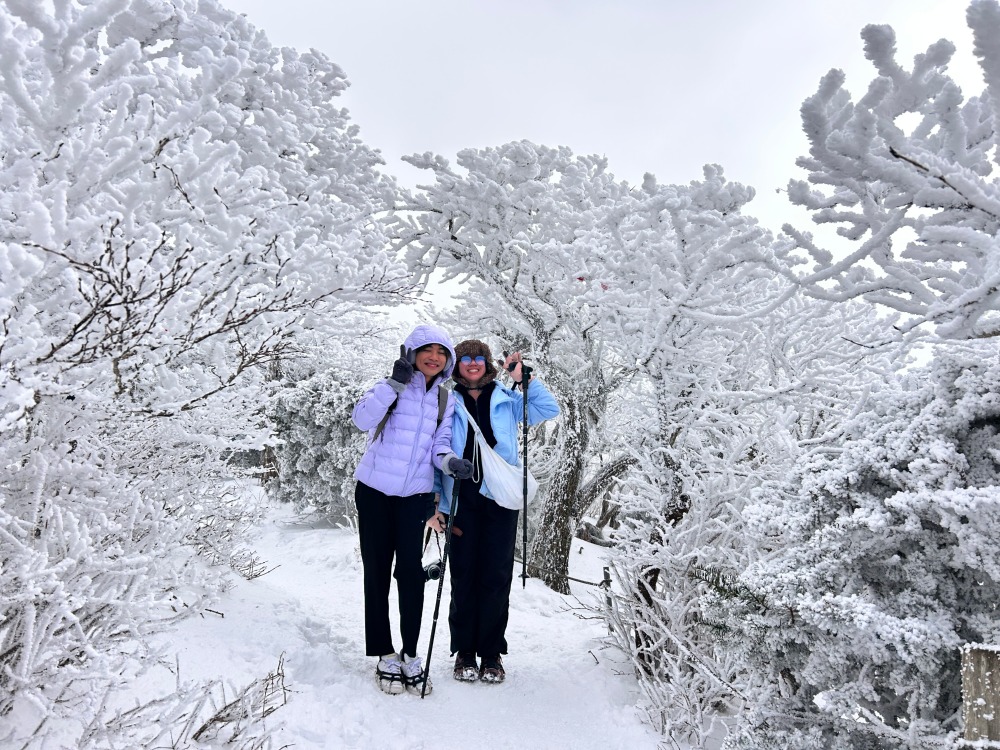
top-left (393, 141), bottom-right (634, 593)
top-left (578, 168), bottom-right (899, 745)
top-left (780, 0), bottom-right (1000, 340)
top-left (711, 347), bottom-right (1000, 749)
top-left (603, 295), bottom-right (898, 748)
top-left (582, 166), bottom-right (781, 521)
top-left (0, 0), bottom-right (404, 744)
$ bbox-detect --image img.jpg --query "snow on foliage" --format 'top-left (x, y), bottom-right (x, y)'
top-left (0, 0), bottom-right (403, 746)
top-left (265, 365), bottom-right (368, 524)
top-left (780, 0), bottom-right (1000, 340)
top-left (262, 314), bottom-right (412, 528)
top-left (709, 346), bottom-right (1000, 749)
top-left (602, 298), bottom-right (899, 748)
top-left (586, 169), bottom-right (899, 747)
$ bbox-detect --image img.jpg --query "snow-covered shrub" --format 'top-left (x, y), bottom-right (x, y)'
top-left (602, 297), bottom-right (895, 748)
top-left (265, 367), bottom-right (366, 523)
top-left (712, 348), bottom-right (1000, 749)
top-left (79, 656), bottom-right (288, 750)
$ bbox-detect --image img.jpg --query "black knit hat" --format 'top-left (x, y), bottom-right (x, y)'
top-left (453, 339), bottom-right (498, 388)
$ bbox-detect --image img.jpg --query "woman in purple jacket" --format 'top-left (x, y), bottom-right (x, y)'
top-left (352, 324), bottom-right (473, 696)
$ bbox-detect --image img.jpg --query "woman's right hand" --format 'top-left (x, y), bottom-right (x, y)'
top-left (501, 351), bottom-right (533, 384)
top-left (426, 511), bottom-right (448, 533)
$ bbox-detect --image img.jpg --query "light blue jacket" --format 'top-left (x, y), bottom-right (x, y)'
top-left (352, 324), bottom-right (456, 497)
top-left (436, 378), bottom-right (559, 513)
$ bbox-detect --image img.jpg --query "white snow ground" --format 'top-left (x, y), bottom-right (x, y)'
top-left (152, 486), bottom-right (663, 750)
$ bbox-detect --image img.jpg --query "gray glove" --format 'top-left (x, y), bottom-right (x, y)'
top-left (390, 344), bottom-right (413, 385)
top-left (447, 456), bottom-right (474, 480)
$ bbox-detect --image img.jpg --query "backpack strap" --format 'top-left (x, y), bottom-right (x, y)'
top-left (371, 400), bottom-right (396, 443)
top-left (437, 382), bottom-right (448, 426)
top-left (372, 384), bottom-right (449, 442)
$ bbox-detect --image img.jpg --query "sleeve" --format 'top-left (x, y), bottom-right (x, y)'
top-left (430, 391), bottom-right (456, 470)
top-left (525, 378), bottom-right (560, 425)
top-left (351, 380), bottom-right (399, 431)
top-left (438, 487), bottom-right (452, 515)
top-left (435, 471), bottom-right (453, 515)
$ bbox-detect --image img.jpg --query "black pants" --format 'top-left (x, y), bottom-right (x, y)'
top-left (448, 483), bottom-right (519, 657)
top-left (355, 482), bottom-right (433, 658)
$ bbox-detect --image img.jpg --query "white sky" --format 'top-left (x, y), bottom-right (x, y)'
top-left (221, 0), bottom-right (981, 239)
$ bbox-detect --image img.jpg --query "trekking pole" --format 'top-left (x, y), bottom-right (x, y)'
top-left (519, 358), bottom-right (532, 589)
top-left (502, 351), bottom-right (533, 589)
top-left (421, 480), bottom-right (459, 699)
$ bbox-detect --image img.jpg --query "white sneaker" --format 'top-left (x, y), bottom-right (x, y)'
top-left (375, 654), bottom-right (405, 695)
top-left (401, 655), bottom-right (433, 696)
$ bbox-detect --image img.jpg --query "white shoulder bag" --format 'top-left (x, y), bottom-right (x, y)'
top-left (457, 401), bottom-right (538, 511)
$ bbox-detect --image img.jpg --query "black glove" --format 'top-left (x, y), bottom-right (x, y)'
top-left (447, 456), bottom-right (474, 480)
top-left (390, 344), bottom-right (414, 385)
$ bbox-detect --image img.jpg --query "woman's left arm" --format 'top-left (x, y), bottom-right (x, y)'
top-left (524, 378), bottom-right (560, 425)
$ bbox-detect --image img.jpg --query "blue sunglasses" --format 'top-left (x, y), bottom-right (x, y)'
top-left (460, 355), bottom-right (486, 364)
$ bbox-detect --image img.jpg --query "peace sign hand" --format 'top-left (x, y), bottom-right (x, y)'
top-left (391, 344), bottom-right (414, 385)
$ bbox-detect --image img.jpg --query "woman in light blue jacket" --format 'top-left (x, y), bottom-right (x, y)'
top-left (352, 324), bottom-right (472, 696)
top-left (428, 339), bottom-right (559, 685)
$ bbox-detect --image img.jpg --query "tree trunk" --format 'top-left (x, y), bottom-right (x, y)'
top-left (528, 396), bottom-right (585, 594)
top-left (578, 454), bottom-right (638, 523)
top-left (633, 553), bottom-right (664, 676)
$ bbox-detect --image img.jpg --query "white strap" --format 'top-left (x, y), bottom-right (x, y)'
top-left (456, 399), bottom-right (482, 436)
top-left (453, 400), bottom-right (483, 483)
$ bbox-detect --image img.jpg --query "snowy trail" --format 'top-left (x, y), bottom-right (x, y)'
top-left (161, 501), bottom-right (662, 750)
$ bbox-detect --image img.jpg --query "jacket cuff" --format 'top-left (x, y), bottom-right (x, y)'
top-left (440, 452), bottom-right (459, 476)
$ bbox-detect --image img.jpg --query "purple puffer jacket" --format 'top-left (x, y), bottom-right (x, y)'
top-left (352, 324), bottom-right (456, 497)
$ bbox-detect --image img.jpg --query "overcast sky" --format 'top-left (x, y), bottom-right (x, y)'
top-left (222, 0), bottom-right (981, 239)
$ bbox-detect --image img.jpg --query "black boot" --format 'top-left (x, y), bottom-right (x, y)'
top-left (479, 654), bottom-right (505, 683)
top-left (453, 651), bottom-right (479, 682)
